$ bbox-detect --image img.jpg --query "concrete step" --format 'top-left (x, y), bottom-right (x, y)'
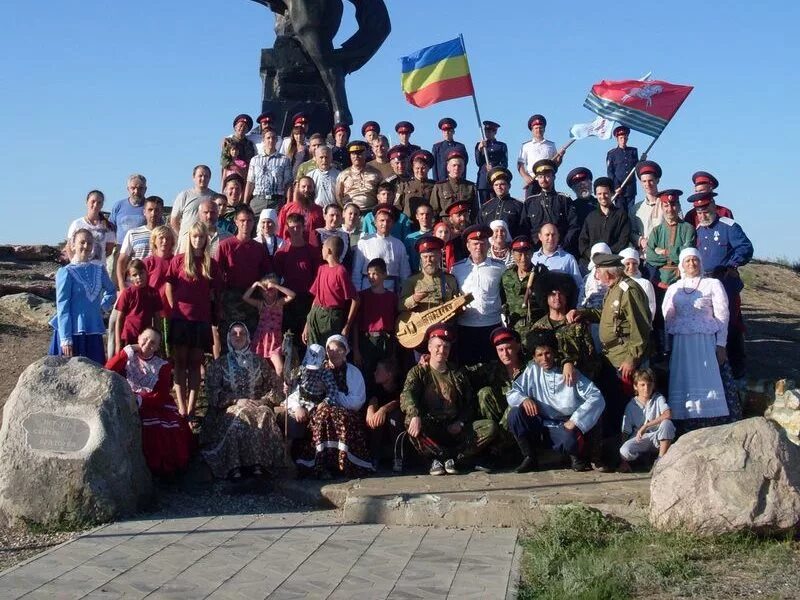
top-left (276, 469), bottom-right (651, 527)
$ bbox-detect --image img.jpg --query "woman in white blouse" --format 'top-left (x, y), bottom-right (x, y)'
top-left (662, 247), bottom-right (739, 432)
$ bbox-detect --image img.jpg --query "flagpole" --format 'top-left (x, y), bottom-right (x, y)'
top-left (459, 34), bottom-right (491, 170)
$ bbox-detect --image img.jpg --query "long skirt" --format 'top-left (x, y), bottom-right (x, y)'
top-left (668, 333), bottom-right (728, 420)
top-left (49, 330), bottom-right (105, 365)
top-left (295, 403), bottom-right (374, 477)
top-left (201, 403), bottom-right (286, 478)
top-left (140, 401), bottom-right (193, 477)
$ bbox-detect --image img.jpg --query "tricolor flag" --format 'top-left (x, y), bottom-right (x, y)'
top-left (583, 79), bottom-right (693, 138)
top-left (401, 37), bottom-right (474, 108)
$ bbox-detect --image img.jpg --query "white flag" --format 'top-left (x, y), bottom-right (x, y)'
top-left (570, 116), bottom-right (616, 140)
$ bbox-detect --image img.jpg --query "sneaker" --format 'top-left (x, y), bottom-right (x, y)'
top-left (429, 459), bottom-right (445, 476)
top-left (444, 459), bottom-right (459, 475)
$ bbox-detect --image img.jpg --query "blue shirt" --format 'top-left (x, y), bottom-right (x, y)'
top-left (109, 198), bottom-right (146, 245)
top-left (52, 263), bottom-right (117, 342)
top-left (531, 247), bottom-right (584, 293)
top-left (696, 216), bottom-right (754, 273)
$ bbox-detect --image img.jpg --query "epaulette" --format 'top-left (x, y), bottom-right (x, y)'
top-left (619, 280), bottom-right (630, 292)
top-left (719, 216), bottom-right (736, 226)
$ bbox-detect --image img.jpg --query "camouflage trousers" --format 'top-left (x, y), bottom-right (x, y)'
top-left (476, 386), bottom-right (515, 452)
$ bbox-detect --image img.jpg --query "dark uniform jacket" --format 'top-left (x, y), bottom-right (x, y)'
top-left (606, 146), bottom-right (639, 201)
top-left (331, 145), bottom-right (351, 171)
top-left (578, 207), bottom-right (632, 269)
top-left (522, 190), bottom-right (579, 253)
top-left (477, 195), bottom-right (525, 238)
top-left (431, 140), bottom-right (468, 182)
top-left (474, 139), bottom-right (508, 192)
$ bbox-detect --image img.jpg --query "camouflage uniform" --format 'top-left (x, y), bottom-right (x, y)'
top-left (400, 363), bottom-right (498, 461)
top-left (501, 266), bottom-right (545, 346)
top-left (464, 361), bottom-right (526, 452)
top-left (531, 315), bottom-right (600, 381)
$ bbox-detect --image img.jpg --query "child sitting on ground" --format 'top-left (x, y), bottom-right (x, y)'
top-left (242, 273), bottom-right (296, 377)
top-left (365, 358), bottom-right (404, 470)
top-left (618, 368), bottom-right (675, 472)
top-left (114, 258), bottom-right (162, 355)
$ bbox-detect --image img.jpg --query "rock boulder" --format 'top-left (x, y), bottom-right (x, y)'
top-left (0, 293), bottom-right (56, 329)
top-left (0, 356), bottom-right (153, 526)
top-left (649, 417), bottom-right (800, 535)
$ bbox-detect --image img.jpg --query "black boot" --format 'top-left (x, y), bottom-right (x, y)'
top-left (514, 436), bottom-right (538, 473)
top-left (570, 455), bottom-right (591, 472)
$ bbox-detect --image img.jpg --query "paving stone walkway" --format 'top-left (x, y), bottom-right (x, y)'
top-left (0, 510), bottom-right (520, 599)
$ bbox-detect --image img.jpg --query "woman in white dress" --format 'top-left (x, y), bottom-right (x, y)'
top-left (662, 247), bottom-right (740, 433)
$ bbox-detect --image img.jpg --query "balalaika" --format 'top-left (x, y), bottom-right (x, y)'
top-left (395, 293), bottom-right (474, 349)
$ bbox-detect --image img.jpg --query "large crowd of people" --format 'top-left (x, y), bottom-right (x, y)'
top-left (49, 110), bottom-right (754, 480)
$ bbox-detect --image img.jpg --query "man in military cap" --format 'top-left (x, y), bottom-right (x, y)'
top-left (630, 160), bottom-right (663, 252)
top-left (502, 236), bottom-right (542, 344)
top-left (475, 120), bottom-right (509, 204)
top-left (691, 191), bottom-right (754, 379)
top-left (445, 199), bottom-right (471, 237)
top-left (351, 205), bottom-right (411, 292)
top-left (395, 121), bottom-right (421, 157)
top-left (522, 159), bottom-right (579, 255)
top-left (606, 125), bottom-right (639, 213)
top-left (566, 167), bottom-right (598, 238)
top-left (429, 150), bottom-right (478, 218)
top-left (506, 330), bottom-right (606, 472)
top-left (395, 149), bottom-right (435, 221)
top-left (222, 114), bottom-right (257, 182)
top-left (399, 235), bottom-right (459, 313)
top-left (684, 171), bottom-right (734, 227)
top-left (331, 122), bottom-right (351, 171)
top-left (568, 253), bottom-right (652, 432)
top-left (478, 167), bottom-right (525, 238)
top-left (385, 145), bottom-right (410, 186)
top-left (401, 323), bottom-right (500, 475)
top-left (431, 118), bottom-right (468, 182)
top-left (452, 224), bottom-right (506, 365)
top-left (518, 114), bottom-right (563, 197)
top-left (361, 120), bottom-right (381, 161)
top-left (335, 140), bottom-right (382, 212)
top-left (578, 177), bottom-right (631, 271)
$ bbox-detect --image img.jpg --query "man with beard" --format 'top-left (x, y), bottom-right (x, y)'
top-left (683, 171), bottom-right (734, 227)
top-left (429, 150), bottom-right (478, 218)
top-left (431, 118), bottom-right (468, 183)
top-left (578, 177), bottom-right (631, 271)
top-left (399, 235), bottom-right (459, 314)
top-left (395, 149), bottom-right (435, 221)
top-left (306, 145), bottom-right (341, 208)
top-left (475, 120), bottom-right (508, 204)
top-left (606, 126), bottom-right (639, 213)
top-left (478, 167), bottom-right (525, 238)
top-left (522, 159), bottom-right (578, 254)
top-left (566, 167), bottom-right (598, 238)
top-left (277, 176), bottom-right (324, 247)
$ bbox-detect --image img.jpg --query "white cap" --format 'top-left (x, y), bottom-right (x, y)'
top-left (326, 334), bottom-right (350, 354)
top-left (588, 242), bottom-right (612, 271)
top-left (488, 219), bottom-right (511, 242)
top-left (259, 208), bottom-right (278, 223)
top-left (618, 247), bottom-right (640, 263)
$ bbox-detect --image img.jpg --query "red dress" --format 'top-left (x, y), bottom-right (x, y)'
top-left (106, 347), bottom-right (192, 476)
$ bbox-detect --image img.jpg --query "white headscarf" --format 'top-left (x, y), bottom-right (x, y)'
top-left (259, 208), bottom-right (278, 224)
top-left (678, 247), bottom-right (703, 278)
top-left (588, 242), bottom-right (612, 271)
top-left (489, 219), bottom-right (512, 243)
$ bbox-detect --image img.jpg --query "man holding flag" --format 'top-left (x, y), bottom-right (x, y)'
top-left (606, 126), bottom-right (639, 213)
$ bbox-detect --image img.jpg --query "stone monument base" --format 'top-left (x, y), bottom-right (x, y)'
top-left (0, 356), bottom-right (153, 527)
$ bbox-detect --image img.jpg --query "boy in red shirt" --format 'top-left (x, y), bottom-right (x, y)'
top-left (303, 236), bottom-right (359, 347)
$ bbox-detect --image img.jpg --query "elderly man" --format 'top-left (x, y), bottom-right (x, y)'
top-left (517, 114), bottom-right (563, 197)
top-left (217, 206), bottom-right (273, 337)
top-left (683, 171), bottom-right (734, 227)
top-left (351, 206), bottom-right (411, 293)
top-left (566, 167), bottom-right (598, 238)
top-left (306, 145), bottom-right (340, 208)
top-left (245, 129), bottom-right (292, 213)
top-left (475, 120), bottom-right (508, 204)
top-left (171, 165), bottom-right (218, 247)
top-left (429, 150), bottom-right (478, 219)
top-left (522, 159), bottom-right (579, 254)
top-left (506, 331), bottom-right (605, 472)
top-left (431, 118), bottom-right (468, 183)
top-left (116, 196), bottom-right (164, 289)
top-left (278, 176), bottom-right (324, 246)
top-left (531, 224), bottom-right (583, 293)
top-left (294, 133), bottom-right (327, 180)
top-left (401, 323), bottom-right (499, 475)
top-left (452, 224), bottom-right (506, 365)
top-left (478, 167), bottom-right (525, 238)
top-left (691, 190), bottom-right (754, 379)
top-left (606, 126), bottom-right (639, 213)
top-left (336, 140), bottom-right (382, 213)
top-left (578, 177), bottom-right (631, 271)
top-left (108, 173), bottom-right (148, 281)
top-left (630, 160), bottom-right (663, 253)
top-left (395, 149), bottom-right (435, 221)
top-left (399, 235), bottom-right (459, 313)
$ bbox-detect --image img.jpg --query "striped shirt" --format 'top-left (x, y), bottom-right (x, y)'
top-left (247, 151), bottom-right (292, 196)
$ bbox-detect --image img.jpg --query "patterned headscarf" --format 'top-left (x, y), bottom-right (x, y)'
top-left (225, 322), bottom-right (259, 397)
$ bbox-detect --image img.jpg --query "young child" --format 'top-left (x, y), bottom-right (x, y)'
top-left (222, 139), bottom-right (249, 181)
top-left (303, 236), bottom-right (359, 347)
top-left (143, 225), bottom-right (175, 355)
top-left (243, 273), bottom-right (296, 377)
top-left (114, 259), bottom-right (163, 355)
top-left (365, 358), bottom-right (404, 470)
top-left (352, 258), bottom-right (397, 390)
top-left (619, 368), bottom-right (675, 472)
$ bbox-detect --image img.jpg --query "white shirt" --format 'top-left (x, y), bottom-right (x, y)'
top-left (452, 256), bottom-right (505, 327)
top-left (67, 217), bottom-right (115, 264)
top-left (351, 233), bottom-right (411, 292)
top-left (120, 225), bottom-right (154, 261)
top-left (308, 167), bottom-right (341, 207)
top-left (517, 139), bottom-right (557, 175)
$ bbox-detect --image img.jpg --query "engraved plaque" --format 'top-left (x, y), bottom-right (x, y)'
top-left (23, 413), bottom-right (90, 453)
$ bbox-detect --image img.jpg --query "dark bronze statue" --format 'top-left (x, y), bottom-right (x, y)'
top-left (250, 0), bottom-right (390, 128)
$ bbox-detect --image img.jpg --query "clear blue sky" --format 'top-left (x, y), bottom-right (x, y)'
top-left (2, 0), bottom-right (798, 259)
